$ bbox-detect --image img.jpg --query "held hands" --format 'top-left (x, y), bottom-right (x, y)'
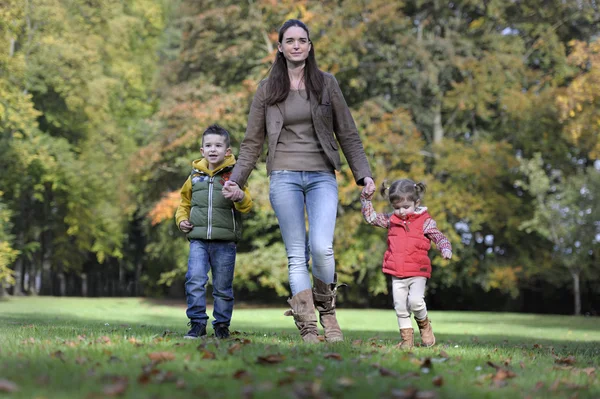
top-left (222, 181), bottom-right (244, 202)
top-left (362, 177), bottom-right (376, 200)
top-left (179, 220), bottom-right (193, 233)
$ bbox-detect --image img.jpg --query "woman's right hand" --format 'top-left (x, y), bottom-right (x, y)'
top-left (362, 177), bottom-right (375, 200)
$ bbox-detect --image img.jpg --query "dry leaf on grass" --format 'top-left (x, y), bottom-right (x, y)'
top-left (50, 350), bottom-right (66, 362)
top-left (554, 355), bottom-right (576, 365)
top-left (95, 336), bottom-right (111, 344)
top-left (432, 376), bottom-right (444, 386)
top-left (337, 377), bottom-right (355, 387)
top-left (201, 350), bottom-right (216, 360)
top-left (233, 369), bottom-right (251, 380)
top-left (102, 378), bottom-right (128, 396)
top-left (0, 380), bottom-right (18, 393)
top-left (228, 343), bottom-right (243, 354)
top-left (324, 352), bottom-right (343, 361)
top-left (257, 354), bottom-right (285, 364)
top-left (147, 352), bottom-right (176, 362)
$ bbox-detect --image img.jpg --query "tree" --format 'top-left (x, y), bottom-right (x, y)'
top-left (517, 153), bottom-right (599, 315)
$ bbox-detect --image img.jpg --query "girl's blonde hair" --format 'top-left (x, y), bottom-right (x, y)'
top-left (380, 178), bottom-right (426, 203)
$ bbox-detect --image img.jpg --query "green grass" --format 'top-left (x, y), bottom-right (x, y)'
top-left (0, 297), bottom-right (598, 398)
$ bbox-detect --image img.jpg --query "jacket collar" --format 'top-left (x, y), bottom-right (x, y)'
top-left (390, 207), bottom-right (429, 225)
top-left (191, 155), bottom-right (236, 176)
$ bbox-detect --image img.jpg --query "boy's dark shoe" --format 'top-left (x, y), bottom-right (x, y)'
top-left (214, 323), bottom-right (230, 339)
top-left (184, 322), bottom-right (206, 339)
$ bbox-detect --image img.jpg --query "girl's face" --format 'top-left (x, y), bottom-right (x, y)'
top-left (391, 198), bottom-right (419, 219)
top-left (278, 26), bottom-right (311, 65)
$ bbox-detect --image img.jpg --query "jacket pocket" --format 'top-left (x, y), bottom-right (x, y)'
top-left (319, 103), bottom-right (332, 120)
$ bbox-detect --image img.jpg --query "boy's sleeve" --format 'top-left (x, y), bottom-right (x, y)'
top-left (175, 177), bottom-right (192, 229)
top-left (423, 217), bottom-right (452, 257)
top-left (234, 185), bottom-right (253, 214)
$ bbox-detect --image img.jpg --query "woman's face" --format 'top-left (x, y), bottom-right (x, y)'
top-left (278, 26), bottom-right (311, 65)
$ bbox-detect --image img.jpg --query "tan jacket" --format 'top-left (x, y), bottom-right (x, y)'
top-left (230, 72), bottom-right (372, 188)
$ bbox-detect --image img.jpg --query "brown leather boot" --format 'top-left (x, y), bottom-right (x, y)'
top-left (398, 328), bottom-right (414, 350)
top-left (313, 274), bottom-right (346, 342)
top-left (283, 289), bottom-right (319, 343)
top-left (416, 316), bottom-right (435, 347)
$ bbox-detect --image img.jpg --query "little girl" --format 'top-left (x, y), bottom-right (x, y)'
top-left (361, 179), bottom-right (452, 349)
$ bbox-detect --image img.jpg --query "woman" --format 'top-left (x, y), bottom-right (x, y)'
top-left (223, 19), bottom-right (375, 343)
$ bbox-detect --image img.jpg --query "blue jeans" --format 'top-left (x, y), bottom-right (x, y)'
top-left (269, 170), bottom-right (338, 295)
top-left (185, 239), bottom-right (236, 327)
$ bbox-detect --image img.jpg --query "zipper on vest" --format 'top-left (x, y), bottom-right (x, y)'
top-left (231, 209), bottom-right (236, 234)
top-left (402, 219), bottom-right (410, 232)
top-left (207, 176), bottom-right (214, 239)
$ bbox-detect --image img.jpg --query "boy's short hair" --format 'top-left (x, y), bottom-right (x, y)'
top-left (202, 124), bottom-right (231, 148)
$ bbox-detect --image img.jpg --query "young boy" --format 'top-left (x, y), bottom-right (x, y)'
top-left (175, 124), bottom-right (252, 339)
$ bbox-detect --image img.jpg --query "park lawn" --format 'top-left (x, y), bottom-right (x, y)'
top-left (0, 297), bottom-right (598, 398)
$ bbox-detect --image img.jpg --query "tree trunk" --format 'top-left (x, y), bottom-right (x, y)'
top-left (572, 271), bottom-right (581, 316)
top-left (433, 101), bottom-right (444, 143)
top-left (12, 257), bottom-right (23, 295)
top-left (81, 273), bottom-right (88, 297)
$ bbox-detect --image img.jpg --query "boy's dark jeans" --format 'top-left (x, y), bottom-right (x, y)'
top-left (185, 239), bottom-right (236, 327)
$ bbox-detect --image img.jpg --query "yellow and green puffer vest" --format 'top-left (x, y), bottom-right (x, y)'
top-left (187, 165), bottom-right (242, 242)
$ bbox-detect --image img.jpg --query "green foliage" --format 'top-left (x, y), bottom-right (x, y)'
top-left (1, 0), bottom-right (598, 309)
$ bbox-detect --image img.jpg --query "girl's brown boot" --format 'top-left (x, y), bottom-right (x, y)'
top-left (398, 328), bottom-right (414, 350)
top-left (416, 316), bottom-right (435, 347)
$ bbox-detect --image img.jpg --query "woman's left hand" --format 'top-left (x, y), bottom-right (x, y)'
top-left (362, 177), bottom-right (375, 199)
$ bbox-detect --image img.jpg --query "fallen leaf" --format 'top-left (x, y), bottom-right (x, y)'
top-left (128, 337), bottom-right (143, 346)
top-left (228, 343), bottom-right (243, 354)
top-left (257, 354), bottom-right (285, 364)
top-left (549, 379), bottom-right (560, 391)
top-left (581, 367), bottom-right (596, 376)
top-left (277, 375), bottom-right (295, 386)
top-left (337, 377), bottom-right (354, 387)
top-left (96, 336), bottom-right (111, 344)
top-left (352, 340), bottom-right (363, 346)
top-left (102, 378), bottom-right (128, 396)
top-left (324, 352), bottom-right (343, 361)
top-left (176, 378), bottom-right (186, 389)
top-left (201, 350), bottom-right (216, 360)
top-left (147, 352), bottom-right (176, 362)
top-left (51, 350), bottom-right (66, 362)
top-left (377, 366), bottom-right (399, 377)
top-left (233, 369), bottom-right (251, 380)
top-left (420, 358), bottom-right (433, 369)
top-left (554, 355), bottom-right (576, 365)
top-left (432, 376), bottom-right (444, 386)
top-left (519, 361), bottom-right (525, 369)
top-left (533, 344), bottom-right (542, 349)
top-left (534, 381), bottom-right (544, 391)
top-left (0, 379), bottom-right (18, 392)
top-left (75, 356), bottom-right (88, 365)
top-left (439, 350), bottom-right (449, 358)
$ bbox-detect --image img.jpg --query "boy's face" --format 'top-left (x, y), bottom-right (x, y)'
top-left (201, 134), bottom-right (231, 170)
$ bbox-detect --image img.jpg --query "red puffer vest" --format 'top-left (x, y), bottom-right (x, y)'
top-left (382, 210), bottom-right (432, 279)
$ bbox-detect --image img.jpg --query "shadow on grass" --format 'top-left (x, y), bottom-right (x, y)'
top-left (2, 312), bottom-right (599, 357)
